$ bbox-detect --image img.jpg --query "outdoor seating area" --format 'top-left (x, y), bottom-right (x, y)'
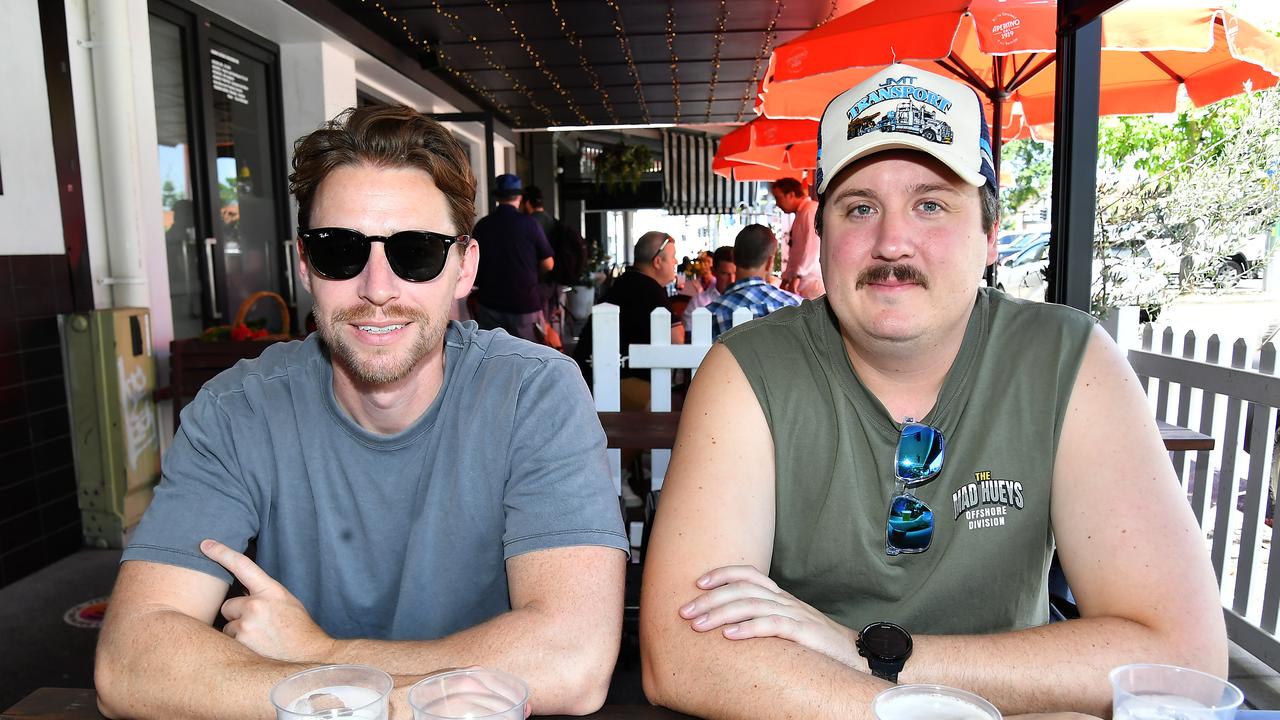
top-left (2, 0), bottom-right (1280, 718)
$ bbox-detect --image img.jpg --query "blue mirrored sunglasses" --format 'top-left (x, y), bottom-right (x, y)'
top-left (885, 422), bottom-right (945, 556)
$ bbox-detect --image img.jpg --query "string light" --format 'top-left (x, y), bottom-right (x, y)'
top-left (549, 0), bottom-right (619, 124)
top-left (358, 0), bottom-right (516, 122)
top-left (737, 0), bottom-right (785, 123)
top-left (605, 0), bottom-right (650, 125)
top-left (819, 0), bottom-right (839, 26)
top-left (666, 1), bottom-right (681, 124)
top-left (481, 0), bottom-right (589, 126)
top-left (704, 0), bottom-right (730, 123)
top-left (426, 0), bottom-right (557, 125)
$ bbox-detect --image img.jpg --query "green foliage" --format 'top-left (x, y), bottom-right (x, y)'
top-left (1094, 88), bottom-right (1280, 309)
top-left (219, 176), bottom-right (239, 207)
top-left (1096, 94), bottom-right (1254, 176)
top-left (595, 143), bottom-right (653, 193)
top-left (999, 139), bottom-right (1053, 229)
top-left (161, 179), bottom-right (185, 210)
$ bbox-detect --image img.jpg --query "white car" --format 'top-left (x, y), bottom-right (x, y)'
top-left (996, 241), bottom-right (1170, 318)
top-left (994, 238), bottom-right (1050, 300)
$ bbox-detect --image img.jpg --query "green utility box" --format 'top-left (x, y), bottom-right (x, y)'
top-left (62, 308), bottom-right (161, 548)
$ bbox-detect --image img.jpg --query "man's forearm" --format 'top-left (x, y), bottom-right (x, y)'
top-left (646, 614), bottom-right (1214, 719)
top-left (97, 609), bottom-right (308, 720)
top-left (906, 616), bottom-right (1224, 717)
top-left (644, 620), bottom-right (891, 720)
top-left (329, 605), bottom-right (615, 715)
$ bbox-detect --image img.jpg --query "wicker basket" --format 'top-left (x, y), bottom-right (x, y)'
top-left (234, 291), bottom-right (291, 341)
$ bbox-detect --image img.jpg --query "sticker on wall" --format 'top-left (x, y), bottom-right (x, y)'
top-left (63, 597), bottom-right (109, 629)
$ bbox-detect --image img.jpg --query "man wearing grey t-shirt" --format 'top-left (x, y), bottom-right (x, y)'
top-left (96, 106), bottom-right (628, 720)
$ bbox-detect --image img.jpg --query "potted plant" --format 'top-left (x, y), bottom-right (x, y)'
top-left (595, 143), bottom-right (653, 193)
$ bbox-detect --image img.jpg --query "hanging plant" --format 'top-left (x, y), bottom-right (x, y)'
top-left (595, 143), bottom-right (653, 193)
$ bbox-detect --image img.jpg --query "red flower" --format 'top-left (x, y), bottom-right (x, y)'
top-left (230, 323), bottom-right (253, 341)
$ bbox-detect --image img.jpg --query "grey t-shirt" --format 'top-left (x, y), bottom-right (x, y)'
top-left (124, 321), bottom-right (628, 640)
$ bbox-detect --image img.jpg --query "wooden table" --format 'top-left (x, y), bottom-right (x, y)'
top-left (601, 411), bottom-right (1217, 453)
top-left (0, 688), bottom-right (694, 719)
top-left (1157, 420), bottom-right (1215, 452)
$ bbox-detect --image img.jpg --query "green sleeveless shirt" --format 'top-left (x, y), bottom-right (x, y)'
top-left (719, 289), bottom-right (1094, 634)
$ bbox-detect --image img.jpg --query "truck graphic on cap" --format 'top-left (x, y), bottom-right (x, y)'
top-left (848, 99), bottom-right (954, 145)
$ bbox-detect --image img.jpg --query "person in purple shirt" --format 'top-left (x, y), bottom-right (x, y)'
top-left (471, 173), bottom-right (554, 341)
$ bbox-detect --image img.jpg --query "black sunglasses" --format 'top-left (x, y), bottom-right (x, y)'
top-left (885, 420), bottom-right (945, 556)
top-left (298, 227), bottom-right (468, 283)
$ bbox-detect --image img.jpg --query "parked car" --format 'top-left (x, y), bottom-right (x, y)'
top-left (994, 237), bottom-right (1051, 300)
top-left (995, 241), bottom-right (1170, 320)
top-left (996, 231), bottom-right (1050, 264)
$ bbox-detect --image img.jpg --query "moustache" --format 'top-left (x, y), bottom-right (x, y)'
top-left (856, 264), bottom-right (930, 290)
top-left (329, 303), bottom-right (428, 324)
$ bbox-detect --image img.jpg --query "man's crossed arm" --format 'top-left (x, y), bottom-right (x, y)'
top-left (96, 543), bottom-right (623, 720)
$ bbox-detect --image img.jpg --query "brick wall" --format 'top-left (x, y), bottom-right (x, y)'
top-left (0, 255), bottom-right (81, 587)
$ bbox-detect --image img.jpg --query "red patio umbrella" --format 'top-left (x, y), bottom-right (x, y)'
top-left (758, 0), bottom-right (1280, 181)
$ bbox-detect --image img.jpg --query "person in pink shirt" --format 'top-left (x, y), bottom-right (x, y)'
top-left (772, 177), bottom-right (826, 300)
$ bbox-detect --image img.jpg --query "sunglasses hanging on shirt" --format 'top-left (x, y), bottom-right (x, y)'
top-left (884, 420), bottom-right (945, 556)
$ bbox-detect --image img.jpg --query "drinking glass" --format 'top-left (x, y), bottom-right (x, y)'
top-left (270, 664), bottom-right (393, 720)
top-left (408, 668), bottom-right (528, 720)
top-left (873, 683), bottom-right (1002, 720)
top-left (1111, 663), bottom-right (1243, 720)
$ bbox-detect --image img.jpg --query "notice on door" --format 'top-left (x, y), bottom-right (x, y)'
top-left (210, 48), bottom-right (250, 106)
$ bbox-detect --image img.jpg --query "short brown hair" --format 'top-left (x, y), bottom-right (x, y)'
top-left (771, 177), bottom-right (805, 197)
top-left (289, 105), bottom-right (476, 236)
top-left (733, 224), bottom-right (777, 270)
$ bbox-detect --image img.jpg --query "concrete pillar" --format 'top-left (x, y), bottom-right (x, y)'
top-left (279, 40), bottom-right (357, 327)
top-left (529, 133), bottom-right (558, 216)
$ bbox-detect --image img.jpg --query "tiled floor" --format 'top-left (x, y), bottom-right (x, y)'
top-left (1, 548), bottom-right (1277, 712)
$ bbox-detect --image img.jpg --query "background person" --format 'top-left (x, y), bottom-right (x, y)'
top-left (705, 225), bottom-right (801, 339)
top-left (772, 177), bottom-right (825, 299)
top-left (471, 173), bottom-right (554, 341)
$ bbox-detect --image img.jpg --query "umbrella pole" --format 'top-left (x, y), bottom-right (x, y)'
top-left (985, 91), bottom-right (1005, 289)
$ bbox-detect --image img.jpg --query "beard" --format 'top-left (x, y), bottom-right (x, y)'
top-left (315, 302), bottom-right (444, 386)
top-left (855, 263), bottom-right (930, 290)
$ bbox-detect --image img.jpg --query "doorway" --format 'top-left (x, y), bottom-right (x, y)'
top-left (149, 0), bottom-right (292, 339)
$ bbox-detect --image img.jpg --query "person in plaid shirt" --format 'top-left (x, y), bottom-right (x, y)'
top-left (706, 224), bottom-right (802, 339)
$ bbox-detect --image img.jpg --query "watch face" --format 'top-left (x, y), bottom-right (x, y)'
top-left (863, 623), bottom-right (911, 659)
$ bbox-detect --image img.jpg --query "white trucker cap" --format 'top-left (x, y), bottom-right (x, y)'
top-left (815, 64), bottom-right (997, 194)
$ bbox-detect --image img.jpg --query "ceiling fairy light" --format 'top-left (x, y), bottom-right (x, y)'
top-left (549, 0), bottom-right (619, 124)
top-left (427, 0), bottom-right (557, 125)
top-left (704, 0), bottom-right (730, 123)
top-left (605, 0), bottom-right (651, 125)
top-left (819, 0), bottom-right (839, 26)
top-left (666, 1), bottom-right (681, 124)
top-left (481, 0), bottom-right (590, 126)
top-left (737, 0), bottom-right (785, 122)
top-left (358, 0), bottom-right (516, 122)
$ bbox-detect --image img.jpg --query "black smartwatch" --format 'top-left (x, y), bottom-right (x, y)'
top-left (857, 621), bottom-right (913, 683)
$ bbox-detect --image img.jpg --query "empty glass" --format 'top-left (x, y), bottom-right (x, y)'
top-left (1111, 663), bottom-right (1243, 720)
top-left (408, 668), bottom-right (528, 720)
top-left (270, 664), bottom-right (393, 720)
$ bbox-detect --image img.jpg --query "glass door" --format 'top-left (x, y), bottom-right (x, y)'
top-left (150, 11), bottom-right (206, 340)
top-left (202, 28), bottom-right (288, 332)
top-left (148, 0), bottom-right (292, 338)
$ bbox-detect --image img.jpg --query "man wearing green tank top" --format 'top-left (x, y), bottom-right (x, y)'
top-left (641, 65), bottom-right (1225, 719)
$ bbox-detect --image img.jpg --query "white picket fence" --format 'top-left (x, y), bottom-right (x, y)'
top-left (1129, 324), bottom-right (1280, 668)
top-left (588, 302), bottom-right (1280, 669)
top-left (590, 303), bottom-right (751, 495)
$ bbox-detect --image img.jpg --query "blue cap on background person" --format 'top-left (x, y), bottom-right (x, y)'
top-left (815, 64), bottom-right (997, 195)
top-left (494, 173), bottom-right (524, 200)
